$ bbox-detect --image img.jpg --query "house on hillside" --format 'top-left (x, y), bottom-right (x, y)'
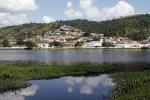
top-left (84, 41), bottom-right (103, 48)
top-left (115, 41), bottom-right (144, 48)
top-left (37, 43), bottom-right (49, 49)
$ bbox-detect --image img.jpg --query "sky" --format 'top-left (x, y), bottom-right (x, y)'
top-left (0, 0), bottom-right (150, 26)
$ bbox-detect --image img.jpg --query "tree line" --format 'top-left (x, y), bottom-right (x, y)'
top-left (59, 14), bottom-right (150, 41)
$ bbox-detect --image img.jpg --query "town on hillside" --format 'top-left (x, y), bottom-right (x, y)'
top-left (0, 25), bottom-right (150, 49)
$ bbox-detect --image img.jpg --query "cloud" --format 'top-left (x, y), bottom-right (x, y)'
top-left (0, 0), bottom-right (38, 27)
top-left (80, 0), bottom-right (93, 9)
top-left (65, 1), bottom-right (83, 18)
top-left (0, 85), bottom-right (38, 100)
top-left (0, 0), bottom-right (38, 13)
top-left (65, 77), bottom-right (84, 86)
top-left (80, 75), bottom-right (115, 95)
top-left (65, 0), bottom-right (135, 21)
top-left (0, 95), bottom-right (24, 100)
top-left (20, 85), bottom-right (39, 96)
top-left (0, 13), bottom-right (29, 27)
top-left (101, 1), bottom-right (135, 20)
top-left (42, 16), bottom-right (56, 23)
top-left (68, 87), bottom-right (73, 93)
top-left (80, 85), bottom-right (93, 95)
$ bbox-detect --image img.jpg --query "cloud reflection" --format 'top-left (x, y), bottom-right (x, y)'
top-left (0, 85), bottom-right (38, 100)
top-left (68, 87), bottom-right (73, 93)
top-left (80, 85), bottom-right (93, 95)
top-left (64, 74), bottom-right (115, 95)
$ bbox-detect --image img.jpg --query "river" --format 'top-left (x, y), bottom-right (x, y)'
top-left (0, 49), bottom-right (150, 64)
top-left (0, 74), bottom-right (115, 100)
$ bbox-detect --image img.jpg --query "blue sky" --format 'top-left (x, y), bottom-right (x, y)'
top-left (0, 0), bottom-right (150, 26)
top-left (27, 0), bottom-right (150, 22)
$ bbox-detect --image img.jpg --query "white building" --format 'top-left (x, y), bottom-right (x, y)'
top-left (84, 41), bottom-right (103, 48)
top-left (115, 43), bottom-right (144, 48)
top-left (37, 43), bottom-right (49, 49)
top-left (143, 44), bottom-right (150, 48)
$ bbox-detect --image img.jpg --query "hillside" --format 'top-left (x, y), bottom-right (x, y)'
top-left (0, 23), bottom-right (60, 41)
top-left (0, 14), bottom-right (150, 42)
top-left (59, 14), bottom-right (150, 41)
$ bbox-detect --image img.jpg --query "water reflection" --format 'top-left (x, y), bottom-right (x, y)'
top-left (0, 49), bottom-right (150, 64)
top-left (0, 85), bottom-right (38, 100)
top-left (0, 74), bottom-right (115, 100)
top-left (65, 74), bottom-right (115, 95)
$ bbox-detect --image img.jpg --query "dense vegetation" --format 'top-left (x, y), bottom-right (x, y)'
top-left (75, 41), bottom-right (84, 47)
top-left (0, 23), bottom-right (59, 46)
top-left (0, 23), bottom-right (59, 38)
top-left (59, 14), bottom-right (150, 41)
top-left (49, 41), bottom-right (63, 47)
top-left (113, 70), bottom-right (150, 100)
top-left (102, 42), bottom-right (115, 47)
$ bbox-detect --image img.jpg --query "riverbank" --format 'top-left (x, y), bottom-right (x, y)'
top-left (0, 63), bottom-right (150, 99)
top-left (0, 47), bottom-right (150, 50)
top-left (0, 63), bottom-right (114, 92)
top-left (112, 70), bottom-right (150, 100)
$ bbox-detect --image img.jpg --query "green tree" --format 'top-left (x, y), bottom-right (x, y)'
top-left (75, 41), bottom-right (84, 47)
top-left (83, 33), bottom-right (91, 37)
top-left (93, 36), bottom-right (100, 41)
top-left (16, 35), bottom-right (26, 45)
top-left (2, 39), bottom-right (10, 47)
top-left (127, 32), bottom-right (149, 41)
top-left (25, 41), bottom-right (36, 48)
top-left (102, 42), bottom-right (115, 47)
top-left (50, 41), bottom-right (62, 47)
top-left (59, 14), bottom-right (150, 41)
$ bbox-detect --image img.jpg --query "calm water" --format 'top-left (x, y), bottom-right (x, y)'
top-left (0, 49), bottom-right (150, 64)
top-left (0, 74), bottom-right (115, 100)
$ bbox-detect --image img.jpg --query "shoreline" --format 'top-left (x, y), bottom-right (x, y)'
top-left (0, 47), bottom-right (150, 50)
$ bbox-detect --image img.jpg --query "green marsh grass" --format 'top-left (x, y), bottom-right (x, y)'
top-left (112, 70), bottom-right (150, 100)
top-left (0, 63), bottom-right (114, 92)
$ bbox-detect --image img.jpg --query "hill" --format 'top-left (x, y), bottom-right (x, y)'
top-left (59, 14), bottom-right (150, 41)
top-left (0, 14), bottom-right (150, 42)
top-left (0, 23), bottom-right (59, 42)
